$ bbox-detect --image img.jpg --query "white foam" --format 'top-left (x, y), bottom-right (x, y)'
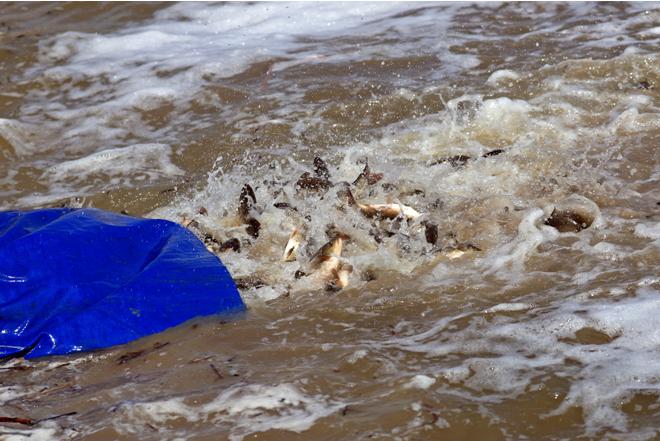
top-left (1, 5), bottom-right (658, 439)
top-left (126, 383), bottom-right (342, 440)
top-left (439, 365), bottom-right (471, 384)
top-left (634, 222), bottom-right (660, 240)
top-left (24, 3), bottom-right (452, 144)
top-left (0, 422), bottom-right (62, 441)
top-left (405, 374), bottom-right (436, 390)
top-left (387, 286), bottom-right (660, 433)
top-left (482, 209), bottom-right (559, 275)
top-left (0, 118), bottom-right (43, 157)
top-left (12, 3), bottom-right (478, 164)
top-left (0, 386), bottom-right (72, 440)
top-left (486, 69), bottom-right (521, 85)
top-left (240, 285), bottom-right (283, 303)
top-left (45, 143), bottom-right (183, 188)
top-left (610, 108), bottom-right (660, 134)
top-left (483, 302), bottom-right (533, 313)
top-left (0, 385), bottom-right (24, 404)
top-left (9, 3), bottom-right (655, 207)
top-left (150, 58), bottom-right (649, 304)
top-left (347, 349), bottom-right (368, 364)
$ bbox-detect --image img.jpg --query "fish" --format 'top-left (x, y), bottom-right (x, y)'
top-left (352, 159), bottom-right (384, 187)
top-left (180, 215), bottom-right (198, 229)
top-left (295, 156), bottom-right (332, 194)
top-left (544, 208), bottom-right (592, 233)
top-left (359, 201), bottom-right (421, 221)
top-left (234, 275), bottom-right (266, 290)
top-left (441, 242), bottom-right (481, 259)
top-left (296, 231), bottom-right (353, 291)
top-left (179, 215), bottom-right (226, 252)
top-left (295, 172), bottom-right (331, 192)
top-left (219, 237), bottom-right (241, 253)
top-left (543, 195), bottom-right (599, 233)
top-left (237, 183), bottom-right (256, 220)
top-left (637, 79), bottom-right (653, 90)
top-left (423, 221), bottom-right (438, 245)
top-left (322, 257), bottom-right (353, 292)
top-left (237, 184), bottom-right (261, 238)
top-left (428, 150), bottom-right (504, 168)
top-left (282, 227), bottom-right (304, 262)
top-left (428, 154), bottom-right (471, 168)
top-left (482, 149), bottom-right (505, 157)
top-left (274, 202), bottom-right (298, 211)
top-left (309, 232), bottom-right (348, 265)
top-left (313, 156), bottom-right (331, 180)
top-left (340, 185), bottom-right (421, 221)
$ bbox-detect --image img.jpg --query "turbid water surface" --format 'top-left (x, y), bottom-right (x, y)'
top-left (1, 2), bottom-right (659, 440)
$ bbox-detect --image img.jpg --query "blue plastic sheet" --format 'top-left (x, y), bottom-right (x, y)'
top-left (0, 208), bottom-right (244, 359)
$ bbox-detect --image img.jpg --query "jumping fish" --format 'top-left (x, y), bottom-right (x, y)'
top-left (428, 149), bottom-right (505, 168)
top-left (319, 256), bottom-right (353, 292)
top-left (237, 184), bottom-right (261, 238)
top-left (295, 156), bottom-right (332, 194)
top-left (341, 185), bottom-right (421, 221)
top-left (282, 227), bottom-right (304, 262)
top-left (313, 156), bottom-right (330, 180)
top-left (309, 232), bottom-right (348, 264)
top-left (297, 231), bottom-right (353, 291)
top-left (352, 159), bottom-right (384, 187)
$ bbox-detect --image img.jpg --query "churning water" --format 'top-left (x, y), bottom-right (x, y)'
top-left (1, 2), bottom-right (659, 440)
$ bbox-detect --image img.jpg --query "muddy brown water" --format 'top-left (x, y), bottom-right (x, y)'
top-left (1, 2), bottom-right (659, 440)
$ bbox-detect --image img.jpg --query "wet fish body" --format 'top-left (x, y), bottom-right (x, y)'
top-left (282, 228), bottom-right (304, 262)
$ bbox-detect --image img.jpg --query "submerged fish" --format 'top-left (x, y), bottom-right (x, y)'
top-left (441, 242), bottom-right (482, 260)
top-left (543, 194), bottom-right (599, 233)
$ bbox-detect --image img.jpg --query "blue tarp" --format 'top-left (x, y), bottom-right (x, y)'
top-left (0, 208), bottom-right (244, 359)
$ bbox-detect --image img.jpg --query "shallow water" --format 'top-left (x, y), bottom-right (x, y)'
top-left (1, 2), bottom-right (659, 440)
